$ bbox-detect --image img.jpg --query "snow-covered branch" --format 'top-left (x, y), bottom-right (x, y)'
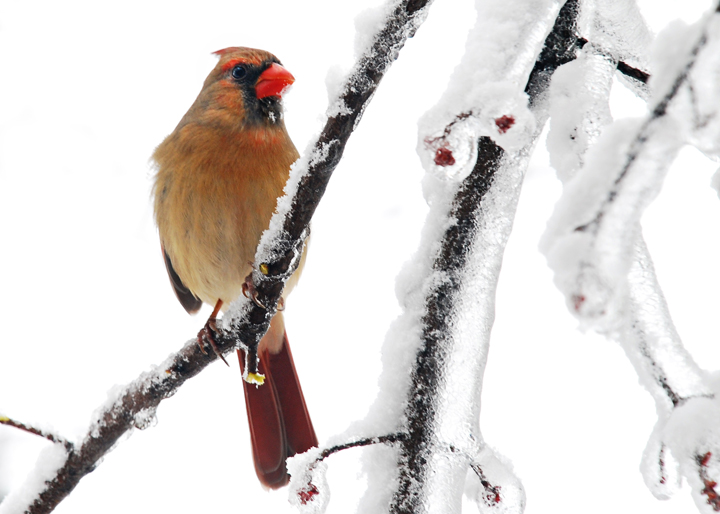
top-left (542, 1), bottom-right (720, 512)
top-left (286, 1), bottom-right (590, 513)
top-left (542, 0), bottom-right (720, 330)
top-left (222, 0), bottom-right (434, 375)
top-left (0, 1), bottom-right (434, 512)
top-left (390, 3), bottom-right (582, 512)
top-left (2, 340), bottom-right (231, 514)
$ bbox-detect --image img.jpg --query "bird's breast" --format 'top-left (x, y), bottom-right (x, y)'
top-left (154, 123), bottom-right (298, 307)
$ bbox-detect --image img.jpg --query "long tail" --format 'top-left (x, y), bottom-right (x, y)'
top-left (238, 332), bottom-right (317, 489)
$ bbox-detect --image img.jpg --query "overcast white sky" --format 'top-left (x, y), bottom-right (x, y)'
top-left (1, 1), bottom-right (719, 513)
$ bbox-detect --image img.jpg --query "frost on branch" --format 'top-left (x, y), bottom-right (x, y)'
top-left (576, 0), bottom-right (652, 98)
top-left (541, 3), bottom-right (720, 331)
top-left (545, 45), bottom-right (615, 182)
top-left (416, 0), bottom-right (561, 190)
top-left (542, 2), bottom-right (720, 512)
top-left (288, 448), bottom-right (329, 514)
top-left (0, 444), bottom-right (67, 514)
top-left (285, 2), bottom-right (586, 513)
top-left (224, 0), bottom-right (434, 371)
top-left (369, 2), bottom-right (580, 513)
top-left (466, 448), bottom-right (525, 514)
top-left (542, 115), bottom-right (683, 328)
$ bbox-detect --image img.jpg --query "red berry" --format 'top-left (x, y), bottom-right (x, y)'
top-left (495, 115), bottom-right (515, 134)
top-left (434, 147), bottom-right (456, 166)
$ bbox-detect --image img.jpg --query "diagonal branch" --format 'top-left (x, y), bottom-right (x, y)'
top-left (223, 0), bottom-right (434, 375)
top-left (6, 1), bottom-right (436, 512)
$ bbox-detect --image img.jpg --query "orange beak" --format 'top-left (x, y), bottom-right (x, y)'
top-left (255, 63), bottom-right (295, 100)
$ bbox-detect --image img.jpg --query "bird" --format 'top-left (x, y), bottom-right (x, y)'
top-left (152, 46), bottom-right (317, 489)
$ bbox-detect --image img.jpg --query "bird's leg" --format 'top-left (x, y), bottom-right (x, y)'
top-left (197, 299), bottom-right (229, 366)
top-left (242, 274), bottom-right (267, 309)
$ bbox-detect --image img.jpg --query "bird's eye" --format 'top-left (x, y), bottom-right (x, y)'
top-left (231, 65), bottom-right (247, 80)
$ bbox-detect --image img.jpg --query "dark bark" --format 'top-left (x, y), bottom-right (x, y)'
top-left (390, 1), bottom-right (584, 511)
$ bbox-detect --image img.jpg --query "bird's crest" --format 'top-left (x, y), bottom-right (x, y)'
top-left (212, 47), bottom-right (239, 57)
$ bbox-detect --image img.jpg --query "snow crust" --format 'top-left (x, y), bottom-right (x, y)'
top-left (541, 5), bottom-right (720, 332)
top-left (282, 0), bottom-right (556, 506)
top-left (546, 49), bottom-right (615, 183)
top-left (0, 444), bottom-right (67, 514)
top-left (417, 0), bottom-right (562, 191)
top-left (645, 390), bottom-right (720, 513)
top-left (465, 448), bottom-right (525, 514)
top-left (287, 448), bottom-right (329, 514)
top-left (541, 4), bottom-right (720, 510)
top-left (577, 0), bottom-right (652, 73)
top-left (542, 115), bottom-right (683, 330)
top-left (661, 16), bottom-right (720, 159)
top-left (317, 1), bottom-right (563, 510)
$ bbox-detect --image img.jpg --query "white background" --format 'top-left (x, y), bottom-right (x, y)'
top-left (1, 0), bottom-right (719, 513)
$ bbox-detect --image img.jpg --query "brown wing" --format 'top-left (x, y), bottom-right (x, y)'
top-left (161, 245), bottom-right (203, 314)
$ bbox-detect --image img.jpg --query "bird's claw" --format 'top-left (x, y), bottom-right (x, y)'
top-left (196, 300), bottom-right (229, 366)
top-left (242, 276), bottom-right (267, 309)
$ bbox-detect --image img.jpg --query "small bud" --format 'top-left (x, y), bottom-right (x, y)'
top-left (434, 147), bottom-right (456, 166)
top-left (495, 115), bottom-right (515, 134)
top-left (298, 482), bottom-right (320, 505)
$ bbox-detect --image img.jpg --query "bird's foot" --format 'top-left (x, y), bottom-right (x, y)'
top-left (196, 300), bottom-right (229, 366)
top-left (242, 275), bottom-right (267, 309)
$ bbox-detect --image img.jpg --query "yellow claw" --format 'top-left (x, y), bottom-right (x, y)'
top-left (246, 372), bottom-right (266, 386)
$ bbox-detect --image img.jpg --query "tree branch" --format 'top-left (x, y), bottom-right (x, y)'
top-left (24, 340), bottom-right (222, 514)
top-left (390, 1), bottom-right (585, 512)
top-left (7, 0), bottom-right (436, 512)
top-left (223, 0), bottom-right (434, 375)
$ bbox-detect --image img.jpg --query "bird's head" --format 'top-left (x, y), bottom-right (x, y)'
top-left (190, 47), bottom-right (295, 130)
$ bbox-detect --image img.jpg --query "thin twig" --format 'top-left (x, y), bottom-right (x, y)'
top-left (319, 432), bottom-right (407, 461)
top-left (0, 415), bottom-right (73, 451)
top-left (576, 37), bottom-right (650, 85)
top-left (574, 21), bottom-right (709, 235)
top-left (617, 60), bottom-right (650, 84)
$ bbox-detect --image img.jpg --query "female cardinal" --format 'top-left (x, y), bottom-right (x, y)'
top-left (152, 47), bottom-right (317, 488)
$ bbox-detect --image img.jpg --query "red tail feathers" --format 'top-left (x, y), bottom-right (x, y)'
top-left (238, 332), bottom-right (317, 488)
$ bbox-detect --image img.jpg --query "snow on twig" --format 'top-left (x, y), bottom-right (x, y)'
top-left (578, 0), bottom-right (653, 97)
top-left (0, 416), bottom-right (71, 451)
top-left (287, 434), bottom-right (407, 513)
